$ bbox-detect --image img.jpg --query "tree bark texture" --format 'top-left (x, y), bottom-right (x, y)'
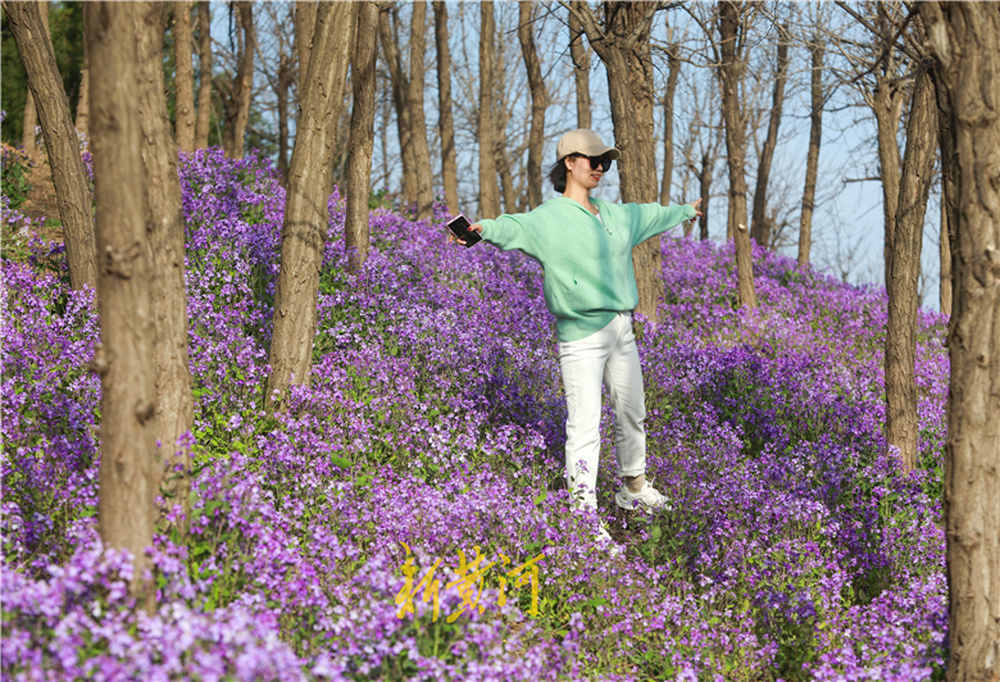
top-left (194, 0), bottom-right (213, 149)
top-left (378, 6), bottom-right (417, 208)
top-left (940, 187), bottom-right (954, 317)
top-left (406, 1), bottom-right (435, 220)
top-left (266, 1), bottom-right (355, 409)
top-left (571, 2), bottom-right (663, 320)
top-left (295, 1), bottom-right (317, 96)
top-left (477, 1), bottom-right (501, 220)
top-left (222, 2), bottom-right (255, 159)
top-left (885, 64), bottom-right (937, 473)
top-left (717, 0), bottom-right (757, 308)
top-left (519, 1), bottom-right (548, 211)
top-left (346, 1), bottom-right (378, 270)
top-left (919, 5), bottom-right (1000, 680)
top-left (277, 53), bottom-right (292, 179)
top-left (21, 0), bottom-right (49, 156)
top-left (133, 0), bottom-right (195, 524)
top-left (568, 2), bottom-right (592, 130)
top-left (660, 43), bottom-right (680, 206)
top-left (750, 23), bottom-right (789, 248)
top-left (172, 1), bottom-right (196, 153)
top-left (698, 152), bottom-right (713, 241)
top-left (433, 1), bottom-right (459, 216)
top-left (4, 0), bottom-right (98, 292)
top-left (798, 37), bottom-right (824, 269)
top-left (84, 0), bottom-right (159, 604)
top-left (872, 28), bottom-right (906, 290)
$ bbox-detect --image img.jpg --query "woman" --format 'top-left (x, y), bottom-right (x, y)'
top-left (453, 129), bottom-right (702, 545)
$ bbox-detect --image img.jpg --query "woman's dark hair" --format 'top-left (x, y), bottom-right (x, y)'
top-left (548, 157), bottom-right (569, 194)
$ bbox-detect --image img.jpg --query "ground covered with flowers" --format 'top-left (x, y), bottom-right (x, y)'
top-left (2, 148), bottom-right (948, 680)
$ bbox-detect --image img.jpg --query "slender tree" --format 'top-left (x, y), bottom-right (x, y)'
top-left (568, 1), bottom-right (592, 130)
top-left (918, 5), bottom-right (1000, 680)
top-left (434, 1), bottom-right (459, 216)
top-left (659, 41), bottom-right (680, 206)
top-left (75, 21), bottom-right (90, 136)
top-left (172, 0), bottom-right (195, 152)
top-left (378, 5), bottom-right (417, 208)
top-left (884, 64), bottom-right (937, 473)
top-left (519, 1), bottom-right (548, 210)
top-left (266, 1), bottom-right (356, 409)
top-left (798, 36), bottom-right (824, 269)
top-left (4, 0), bottom-right (97, 292)
top-left (750, 22), bottom-right (789, 248)
top-left (717, 0), bottom-right (757, 308)
top-left (477, 1), bottom-right (502, 219)
top-left (220, 2), bottom-right (255, 159)
top-left (84, 0), bottom-right (159, 605)
top-left (133, 0), bottom-right (195, 524)
top-left (346, 1), bottom-right (378, 270)
top-left (406, 1), bottom-right (435, 219)
top-left (194, 0), bottom-right (212, 149)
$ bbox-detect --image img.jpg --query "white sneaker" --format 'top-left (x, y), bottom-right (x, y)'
top-left (596, 524), bottom-right (624, 558)
top-left (615, 481), bottom-right (671, 512)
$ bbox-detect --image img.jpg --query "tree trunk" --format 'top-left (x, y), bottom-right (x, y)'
top-left (276, 53), bottom-right (292, 179)
top-left (84, 0), bottom-right (159, 606)
top-left (493, 34), bottom-right (517, 215)
top-left (346, 1), bottom-right (378, 270)
top-left (75, 25), bottom-right (90, 136)
top-left (698, 151), bottom-right (713, 241)
top-left (172, 0), bottom-right (195, 152)
top-left (266, 1), bottom-right (355, 409)
top-left (873, 72), bottom-right (905, 290)
top-left (433, 1), bottom-right (459, 216)
top-left (4, 0), bottom-right (98, 292)
top-left (750, 23), bottom-right (789, 248)
top-left (717, 0), bottom-right (757, 308)
top-left (222, 2), bottom-right (255, 159)
top-left (478, 1), bottom-right (501, 219)
top-left (568, 1), bottom-right (591, 130)
top-left (20, 1), bottom-right (48, 155)
top-left (295, 1), bottom-right (317, 95)
top-left (133, 0), bottom-right (195, 529)
top-left (407, 1), bottom-right (435, 220)
top-left (194, 0), bottom-right (213, 149)
top-left (798, 36), bottom-right (824, 269)
top-left (519, 1), bottom-right (548, 210)
top-left (885, 64), bottom-right (936, 473)
top-left (378, 6), bottom-right (417, 208)
top-left (939, 184), bottom-right (953, 317)
top-left (919, 5), bottom-right (1000, 681)
top-left (660, 43), bottom-right (680, 206)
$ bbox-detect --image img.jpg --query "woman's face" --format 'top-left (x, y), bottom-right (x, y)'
top-left (565, 154), bottom-right (607, 192)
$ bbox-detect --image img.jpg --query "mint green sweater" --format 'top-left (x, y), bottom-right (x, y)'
top-left (478, 196), bottom-right (696, 342)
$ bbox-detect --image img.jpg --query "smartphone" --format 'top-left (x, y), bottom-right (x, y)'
top-left (447, 214), bottom-right (482, 247)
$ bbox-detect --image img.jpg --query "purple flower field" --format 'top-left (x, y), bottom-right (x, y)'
top-left (2, 149), bottom-right (948, 680)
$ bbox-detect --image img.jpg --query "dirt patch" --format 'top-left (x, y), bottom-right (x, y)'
top-left (4, 143), bottom-right (66, 244)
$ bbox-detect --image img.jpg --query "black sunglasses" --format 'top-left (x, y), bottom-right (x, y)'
top-left (569, 153), bottom-right (613, 173)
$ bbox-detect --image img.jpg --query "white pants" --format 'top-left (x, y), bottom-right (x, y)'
top-left (558, 312), bottom-right (646, 510)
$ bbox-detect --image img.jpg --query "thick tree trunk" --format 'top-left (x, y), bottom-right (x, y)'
top-left (717, 0), bottom-right (757, 308)
top-left (75, 33), bottom-right (90, 136)
top-left (266, 2), bottom-right (355, 409)
top-left (477, 1), bottom-right (501, 219)
top-left (172, 0), bottom-right (195, 153)
top-left (433, 2), bottom-right (459, 216)
top-left (407, 1), bottom-right (435, 220)
top-left (346, 1), bottom-right (378, 270)
top-left (295, 1), bottom-right (317, 94)
top-left (222, 2), bottom-right (255, 159)
top-left (873, 74), bottom-right (905, 290)
top-left (378, 6), bottom-right (417, 208)
top-left (84, 0), bottom-right (159, 605)
top-left (568, 1), bottom-right (591, 130)
top-left (519, 1), bottom-right (547, 210)
top-left (659, 44), bottom-right (680, 206)
top-left (750, 23), bottom-right (789, 248)
top-left (798, 37), bottom-right (824, 269)
top-left (21, 1), bottom-right (49, 155)
top-left (919, 6), bottom-right (1000, 678)
top-left (133, 1), bottom-right (194, 528)
top-left (885, 65), bottom-right (936, 473)
top-left (4, 0), bottom-right (98, 292)
top-left (194, 0), bottom-right (213, 149)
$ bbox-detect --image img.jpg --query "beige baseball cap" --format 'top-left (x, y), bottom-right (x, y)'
top-left (556, 129), bottom-right (621, 161)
